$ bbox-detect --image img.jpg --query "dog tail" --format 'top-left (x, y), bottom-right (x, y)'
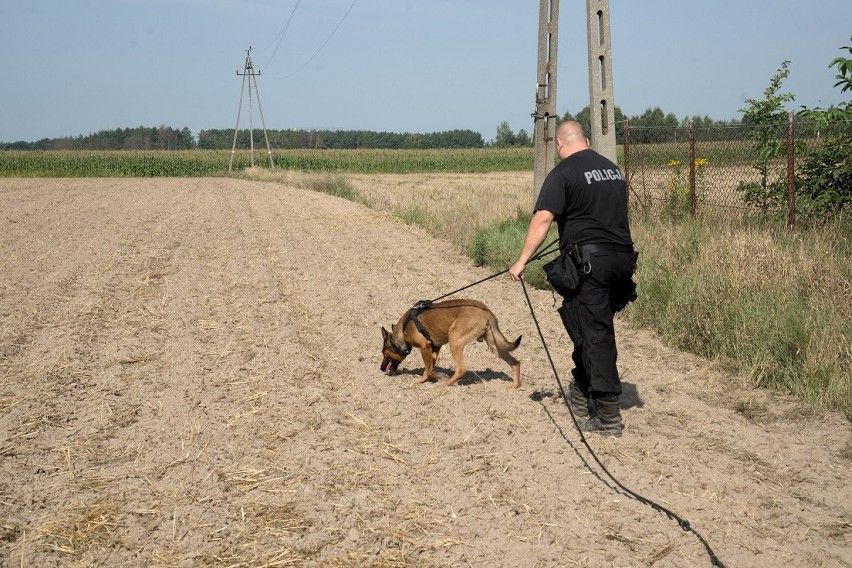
top-left (487, 318), bottom-right (522, 352)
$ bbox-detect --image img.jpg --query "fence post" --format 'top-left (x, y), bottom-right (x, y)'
top-left (622, 117), bottom-right (630, 209)
top-left (786, 111), bottom-right (796, 231)
top-left (688, 120), bottom-right (696, 218)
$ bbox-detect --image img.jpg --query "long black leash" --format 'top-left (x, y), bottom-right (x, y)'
top-left (429, 238), bottom-right (560, 303)
top-left (417, 238), bottom-right (725, 567)
top-left (517, 277), bottom-right (726, 568)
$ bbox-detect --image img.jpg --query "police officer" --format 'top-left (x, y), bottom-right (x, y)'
top-left (509, 120), bottom-right (636, 437)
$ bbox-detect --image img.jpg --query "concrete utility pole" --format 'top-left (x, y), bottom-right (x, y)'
top-left (532, 0), bottom-right (559, 204)
top-left (586, 0), bottom-right (617, 163)
top-left (229, 47), bottom-right (274, 172)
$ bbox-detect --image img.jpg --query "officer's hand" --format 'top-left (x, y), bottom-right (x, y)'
top-left (508, 261), bottom-right (525, 281)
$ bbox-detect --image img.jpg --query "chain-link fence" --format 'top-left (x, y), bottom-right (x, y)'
top-left (622, 116), bottom-right (848, 228)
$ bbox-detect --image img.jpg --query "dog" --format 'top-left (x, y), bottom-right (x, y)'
top-left (380, 299), bottom-right (522, 388)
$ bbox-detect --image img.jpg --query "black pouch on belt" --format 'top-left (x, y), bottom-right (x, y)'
top-left (612, 251), bottom-right (640, 313)
top-left (542, 244), bottom-right (583, 299)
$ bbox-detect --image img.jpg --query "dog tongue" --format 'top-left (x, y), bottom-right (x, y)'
top-left (385, 361), bottom-right (394, 374)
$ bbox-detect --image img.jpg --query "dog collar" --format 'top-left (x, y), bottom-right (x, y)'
top-left (389, 336), bottom-right (411, 356)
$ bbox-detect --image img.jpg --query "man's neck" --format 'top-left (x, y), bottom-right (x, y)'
top-left (561, 145), bottom-right (590, 159)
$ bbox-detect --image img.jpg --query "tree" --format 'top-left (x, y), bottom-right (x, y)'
top-left (736, 61), bottom-right (797, 215)
top-left (632, 107), bottom-right (678, 129)
top-left (796, 38), bottom-right (852, 218)
top-left (561, 106), bottom-right (625, 143)
top-left (494, 121), bottom-right (516, 147)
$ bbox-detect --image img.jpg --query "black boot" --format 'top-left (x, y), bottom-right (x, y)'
top-left (568, 380), bottom-right (593, 421)
top-left (581, 394), bottom-right (623, 437)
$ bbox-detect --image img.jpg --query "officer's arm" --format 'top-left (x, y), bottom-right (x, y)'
top-left (509, 209), bottom-right (555, 280)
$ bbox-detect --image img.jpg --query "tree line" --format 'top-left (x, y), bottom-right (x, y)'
top-left (196, 128), bottom-right (485, 150)
top-left (3, 107), bottom-right (744, 151)
top-left (558, 106), bottom-right (748, 145)
top-left (2, 126), bottom-right (485, 151)
top-left (3, 126), bottom-right (196, 151)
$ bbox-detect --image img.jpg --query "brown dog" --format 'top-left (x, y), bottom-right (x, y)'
top-left (380, 299), bottom-right (522, 388)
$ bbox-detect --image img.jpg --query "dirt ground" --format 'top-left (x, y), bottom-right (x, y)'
top-left (1, 177), bottom-right (850, 568)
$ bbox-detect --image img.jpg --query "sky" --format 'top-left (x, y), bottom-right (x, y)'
top-left (1, 0), bottom-right (850, 143)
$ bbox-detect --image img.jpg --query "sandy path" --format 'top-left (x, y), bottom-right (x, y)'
top-left (0, 177), bottom-right (850, 567)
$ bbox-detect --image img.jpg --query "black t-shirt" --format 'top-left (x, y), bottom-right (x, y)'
top-left (534, 148), bottom-right (632, 251)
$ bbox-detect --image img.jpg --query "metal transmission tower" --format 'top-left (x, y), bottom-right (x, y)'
top-left (229, 47), bottom-right (274, 173)
top-left (532, 0), bottom-right (559, 205)
top-left (586, 0), bottom-right (617, 162)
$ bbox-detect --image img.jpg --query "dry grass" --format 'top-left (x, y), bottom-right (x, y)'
top-left (734, 398), bottom-right (769, 421)
top-left (32, 501), bottom-right (123, 556)
top-left (630, 217), bottom-right (851, 413)
top-left (244, 168), bottom-right (534, 253)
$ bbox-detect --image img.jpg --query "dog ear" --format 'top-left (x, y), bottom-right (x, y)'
top-left (381, 326), bottom-right (389, 340)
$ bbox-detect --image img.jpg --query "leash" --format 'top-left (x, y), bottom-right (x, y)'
top-left (407, 237), bottom-right (725, 566)
top-left (428, 238), bottom-right (560, 303)
top-left (404, 238), bottom-right (559, 339)
top-left (517, 276), bottom-right (726, 568)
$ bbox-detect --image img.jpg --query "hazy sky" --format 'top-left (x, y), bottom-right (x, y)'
top-left (1, 0), bottom-right (850, 143)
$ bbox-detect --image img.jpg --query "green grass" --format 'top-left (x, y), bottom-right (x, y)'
top-left (469, 210), bottom-right (558, 290)
top-left (306, 174), bottom-right (359, 201)
top-left (399, 206), bottom-right (428, 227)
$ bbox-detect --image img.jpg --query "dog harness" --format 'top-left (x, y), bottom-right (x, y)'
top-left (405, 299), bottom-right (435, 347)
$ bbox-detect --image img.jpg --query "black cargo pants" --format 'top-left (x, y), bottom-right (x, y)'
top-left (557, 250), bottom-right (635, 397)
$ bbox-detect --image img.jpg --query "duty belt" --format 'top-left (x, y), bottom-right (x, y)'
top-left (577, 243), bottom-right (634, 255)
top-left (572, 242), bottom-right (635, 275)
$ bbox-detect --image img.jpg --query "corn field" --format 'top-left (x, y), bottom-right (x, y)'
top-left (0, 148), bottom-right (535, 177)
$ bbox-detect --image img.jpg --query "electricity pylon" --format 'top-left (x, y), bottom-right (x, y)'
top-left (229, 47), bottom-right (274, 172)
top-left (532, 0), bottom-right (558, 206)
top-left (586, 0), bottom-right (617, 163)
top-left (532, 0), bottom-right (619, 201)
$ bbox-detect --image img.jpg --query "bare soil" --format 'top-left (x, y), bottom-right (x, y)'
top-left (1, 177), bottom-right (850, 567)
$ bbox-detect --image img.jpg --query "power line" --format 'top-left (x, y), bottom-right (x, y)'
top-left (261, 0), bottom-right (301, 72)
top-left (279, 0), bottom-right (358, 79)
